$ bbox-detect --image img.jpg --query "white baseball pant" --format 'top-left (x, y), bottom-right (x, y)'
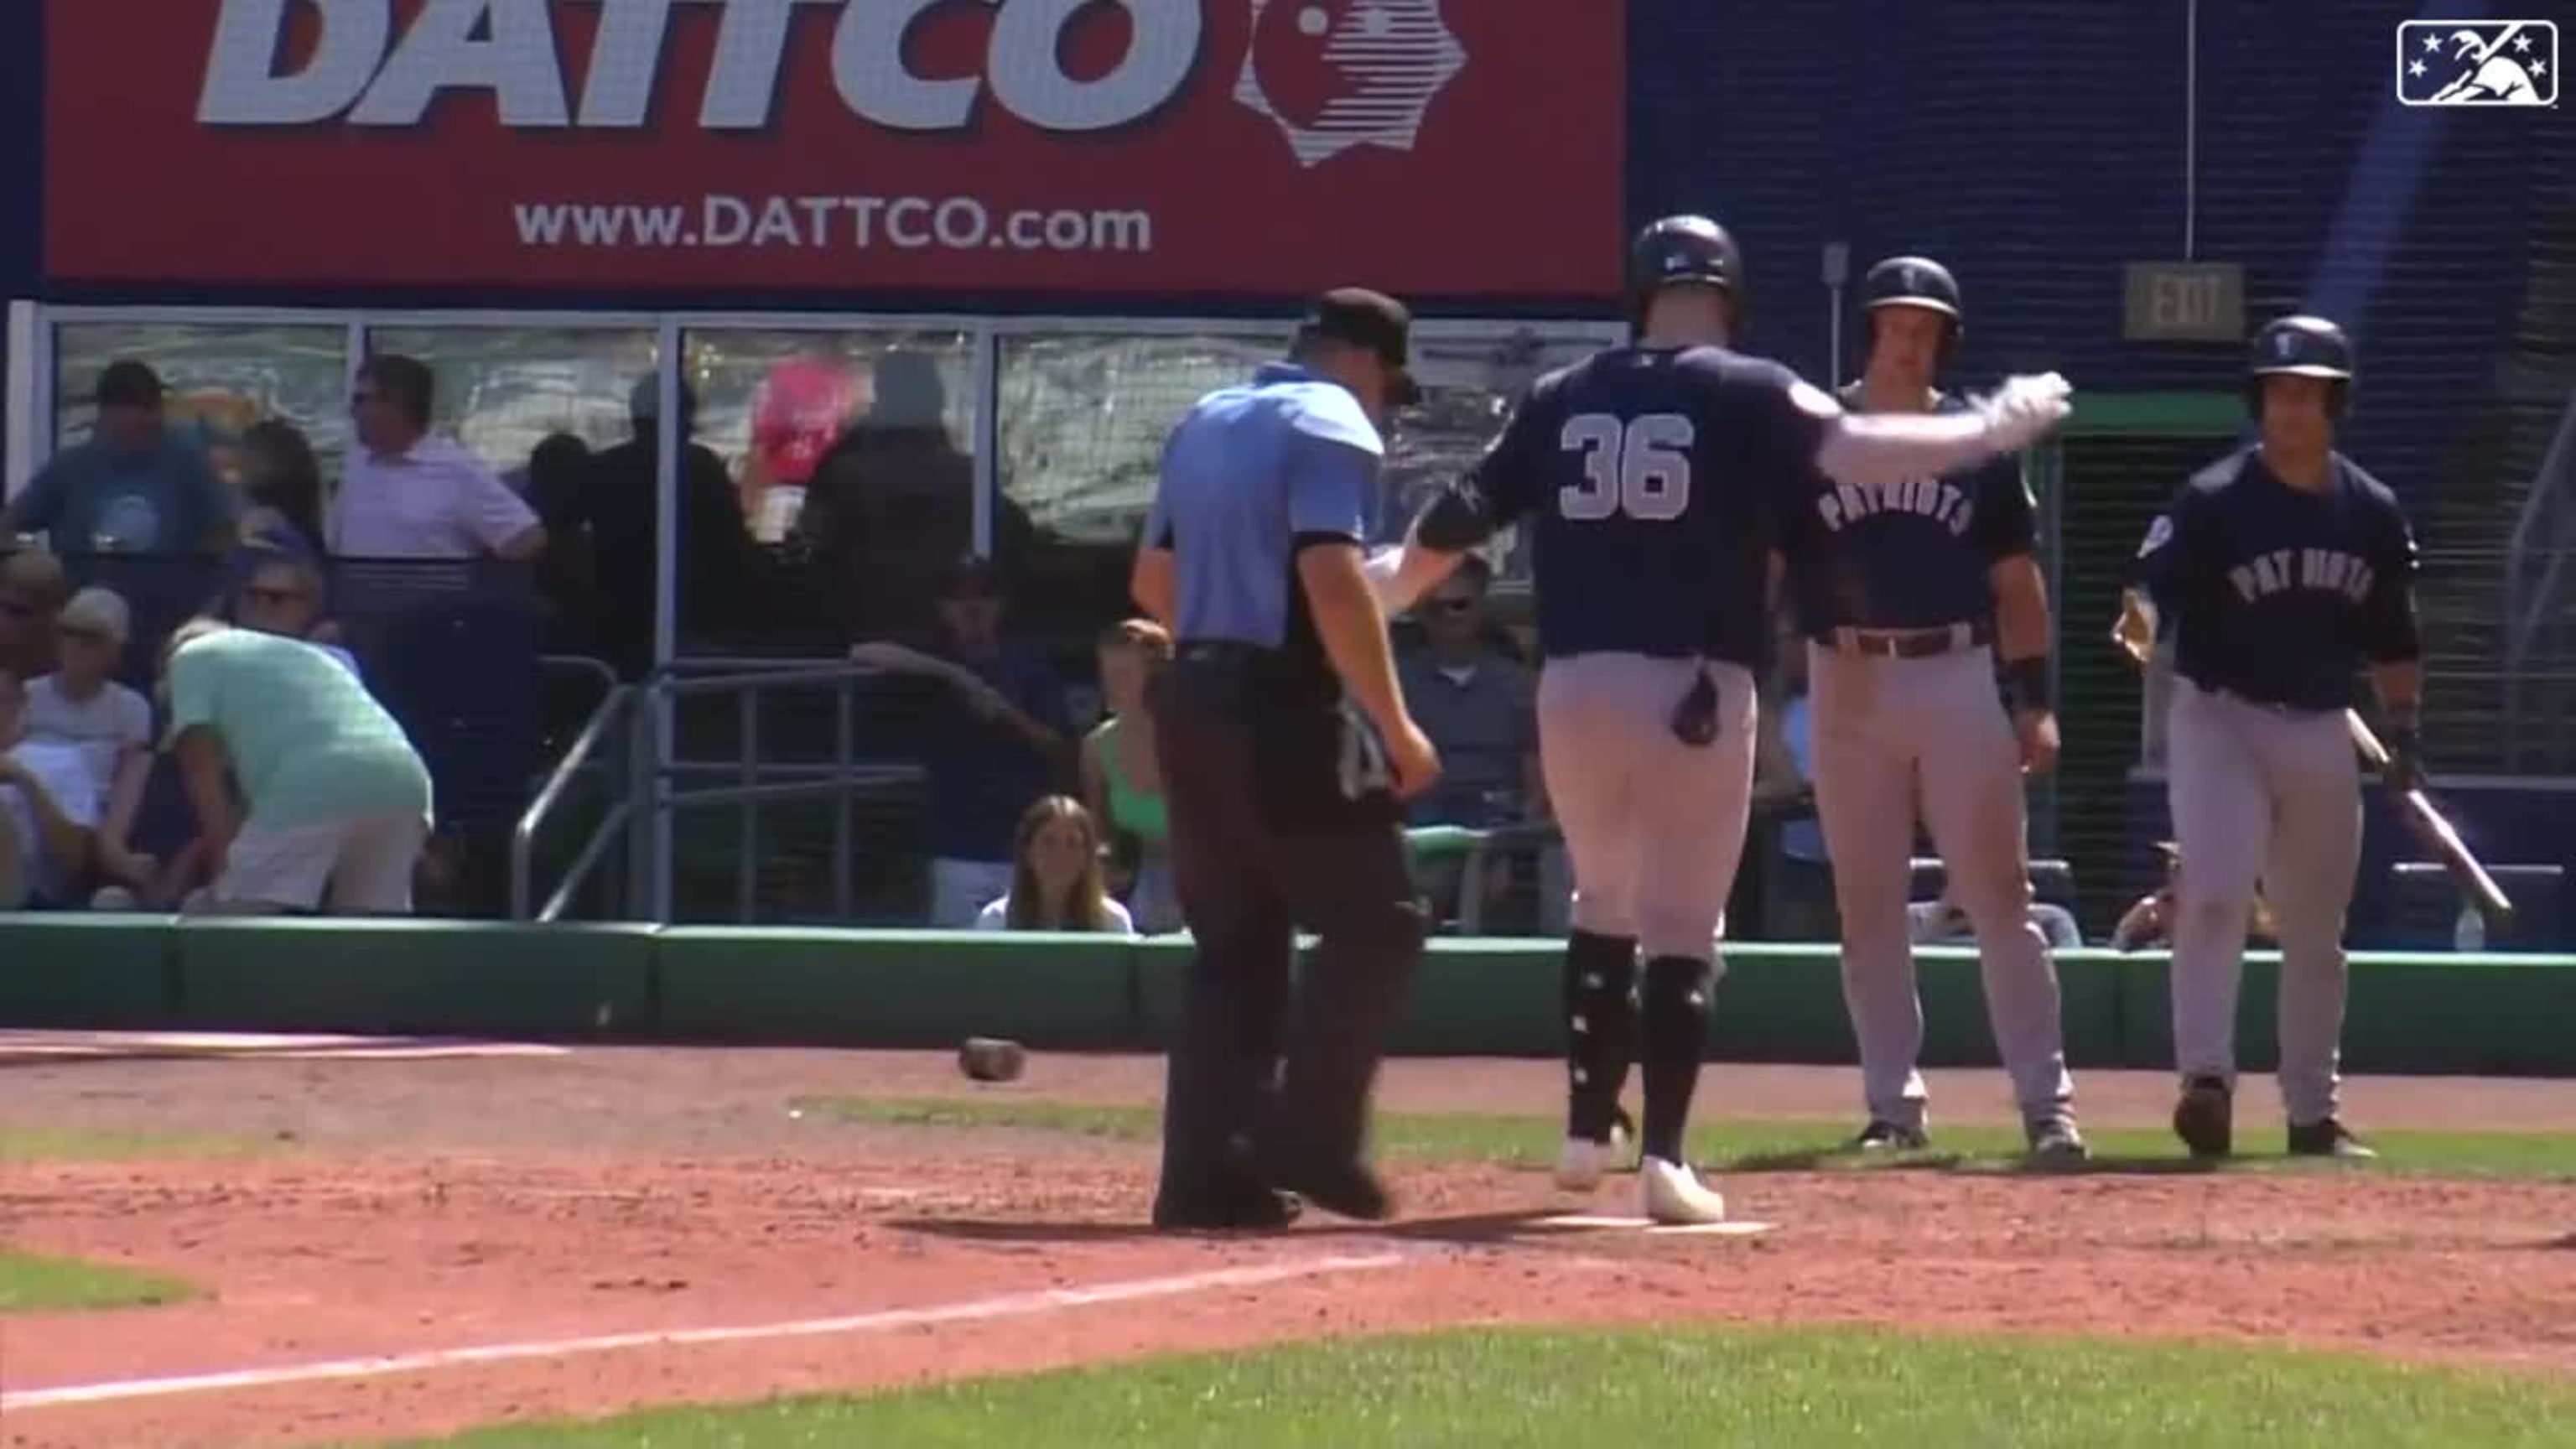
top-left (1807, 640), bottom-right (2075, 1131)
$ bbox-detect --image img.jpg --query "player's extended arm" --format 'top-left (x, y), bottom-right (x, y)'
top-left (2361, 512), bottom-right (2427, 785)
top-left (1812, 374), bottom-right (2073, 486)
top-left (1362, 533), bottom-right (1466, 614)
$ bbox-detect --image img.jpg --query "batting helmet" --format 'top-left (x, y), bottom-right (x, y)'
top-left (1627, 215), bottom-right (1742, 324)
top-left (1862, 255), bottom-right (1963, 355)
top-left (2246, 314), bottom-right (2354, 418)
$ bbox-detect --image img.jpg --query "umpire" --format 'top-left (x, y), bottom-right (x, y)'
top-left (1130, 287), bottom-right (1441, 1230)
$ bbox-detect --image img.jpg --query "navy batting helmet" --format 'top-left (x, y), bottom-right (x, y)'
top-left (1863, 255), bottom-right (1963, 354)
top-left (1627, 215), bottom-right (1741, 322)
top-left (2246, 314), bottom-right (2354, 418)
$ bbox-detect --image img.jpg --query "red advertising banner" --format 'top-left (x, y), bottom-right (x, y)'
top-left (45, 0), bottom-right (1625, 299)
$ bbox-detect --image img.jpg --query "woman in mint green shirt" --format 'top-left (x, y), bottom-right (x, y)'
top-left (1080, 619), bottom-right (1179, 932)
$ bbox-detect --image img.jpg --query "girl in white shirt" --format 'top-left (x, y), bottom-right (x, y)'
top-left (975, 794), bottom-right (1135, 935)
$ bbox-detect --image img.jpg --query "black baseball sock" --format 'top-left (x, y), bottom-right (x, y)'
top-left (1561, 930), bottom-right (1638, 1141)
top-left (1639, 953), bottom-right (1715, 1164)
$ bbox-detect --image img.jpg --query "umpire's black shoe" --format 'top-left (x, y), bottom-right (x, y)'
top-left (1259, 1149), bottom-right (1394, 1222)
top-left (1151, 1174), bottom-right (1304, 1233)
top-left (2287, 1118), bottom-right (2378, 1160)
top-left (2172, 1075), bottom-right (2234, 1159)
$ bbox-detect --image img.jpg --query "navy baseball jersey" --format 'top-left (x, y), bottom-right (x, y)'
top-left (1427, 345), bottom-right (1829, 667)
top-left (2130, 447), bottom-right (2421, 712)
top-left (1780, 389), bottom-right (2036, 633)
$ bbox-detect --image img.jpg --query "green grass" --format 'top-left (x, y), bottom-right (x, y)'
top-left (798, 1094), bottom-right (2576, 1180)
top-left (0, 1125), bottom-right (268, 1163)
top-left (375, 1325), bottom-right (2576, 1447)
top-left (0, 1249), bottom-right (198, 1312)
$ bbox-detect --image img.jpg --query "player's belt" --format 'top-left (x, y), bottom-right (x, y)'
top-left (1825, 621), bottom-right (1991, 659)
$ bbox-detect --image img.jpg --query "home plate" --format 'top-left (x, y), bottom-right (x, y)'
top-left (1538, 1214), bottom-right (1776, 1237)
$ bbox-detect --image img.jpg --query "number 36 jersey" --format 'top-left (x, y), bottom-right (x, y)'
top-left (1428, 344), bottom-right (1834, 668)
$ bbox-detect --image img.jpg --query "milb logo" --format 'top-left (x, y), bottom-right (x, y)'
top-left (2395, 20), bottom-right (2558, 106)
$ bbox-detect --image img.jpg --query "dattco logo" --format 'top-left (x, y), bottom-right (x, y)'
top-left (196, 0), bottom-right (1472, 162)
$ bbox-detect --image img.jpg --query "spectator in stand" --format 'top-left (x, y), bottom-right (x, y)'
top-left (0, 548), bottom-right (72, 683)
top-left (0, 671), bottom-right (99, 910)
top-left (798, 351), bottom-right (1036, 644)
top-left (226, 531), bottom-right (358, 675)
top-left (1909, 881), bottom-right (2085, 952)
top-left (1081, 618), bottom-right (1179, 932)
top-left (740, 356), bottom-right (865, 543)
top-left (1, 361), bottom-right (235, 554)
top-left (237, 419), bottom-right (328, 554)
top-left (25, 588), bottom-right (154, 891)
top-left (1394, 555), bottom-right (1543, 927)
top-left (158, 618), bottom-right (434, 915)
top-left (328, 354), bottom-right (545, 562)
top-left (2113, 841), bottom-right (2280, 953)
top-left (974, 795), bottom-right (1137, 933)
top-left (848, 555), bottom-right (1074, 927)
top-left (564, 378), bottom-right (755, 679)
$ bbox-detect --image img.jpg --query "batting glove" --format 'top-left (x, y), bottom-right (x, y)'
top-left (1979, 372), bottom-right (2075, 452)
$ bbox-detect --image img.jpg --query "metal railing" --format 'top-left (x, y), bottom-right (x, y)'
top-left (512, 658), bottom-right (927, 924)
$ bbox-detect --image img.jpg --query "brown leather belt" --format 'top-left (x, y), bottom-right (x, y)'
top-left (1822, 621), bottom-right (1992, 659)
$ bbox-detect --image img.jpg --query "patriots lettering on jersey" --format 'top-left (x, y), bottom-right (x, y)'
top-left (1815, 478), bottom-right (1975, 537)
top-left (2226, 548), bottom-right (2375, 605)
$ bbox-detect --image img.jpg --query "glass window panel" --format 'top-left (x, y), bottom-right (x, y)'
top-left (1384, 330), bottom-right (1614, 587)
top-left (46, 319), bottom-right (351, 510)
top-left (680, 327), bottom-right (978, 655)
top-left (362, 326), bottom-right (659, 480)
top-left (995, 332), bottom-right (1274, 546)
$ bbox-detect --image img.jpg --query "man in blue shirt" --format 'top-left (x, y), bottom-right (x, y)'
top-left (4, 361), bottom-right (235, 555)
top-left (1130, 288), bottom-right (1440, 1231)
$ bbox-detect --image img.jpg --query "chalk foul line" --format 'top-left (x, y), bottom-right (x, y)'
top-left (0, 1251), bottom-right (1410, 1411)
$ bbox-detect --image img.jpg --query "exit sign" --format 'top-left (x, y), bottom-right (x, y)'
top-left (2123, 262), bottom-right (2246, 342)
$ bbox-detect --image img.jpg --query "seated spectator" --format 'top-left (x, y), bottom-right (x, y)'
top-left (0, 361), bottom-right (236, 554)
top-left (974, 795), bottom-right (1136, 934)
top-left (328, 354), bottom-right (545, 561)
top-left (0, 547), bottom-right (71, 682)
top-left (225, 531), bottom-right (358, 675)
top-left (0, 672), bottom-right (99, 910)
top-left (237, 418), bottom-right (328, 555)
top-left (1080, 618), bottom-right (1180, 933)
top-left (25, 588), bottom-right (154, 891)
top-left (158, 618), bottom-right (434, 915)
top-left (2112, 840), bottom-right (2278, 952)
top-left (849, 555), bottom-right (1073, 927)
top-left (1761, 643), bottom-right (1837, 940)
top-left (1394, 556), bottom-right (1543, 927)
top-left (1908, 881), bottom-right (2085, 952)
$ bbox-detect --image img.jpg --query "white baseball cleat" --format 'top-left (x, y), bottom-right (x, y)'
top-left (1640, 1156), bottom-right (1728, 1225)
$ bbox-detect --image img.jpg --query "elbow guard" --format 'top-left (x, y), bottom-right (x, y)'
top-left (1414, 489), bottom-right (1496, 552)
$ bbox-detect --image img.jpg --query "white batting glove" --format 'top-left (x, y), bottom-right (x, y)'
top-left (1978, 371), bottom-right (2075, 452)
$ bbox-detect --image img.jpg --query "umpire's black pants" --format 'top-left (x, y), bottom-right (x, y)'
top-left (1149, 651), bottom-right (1428, 1197)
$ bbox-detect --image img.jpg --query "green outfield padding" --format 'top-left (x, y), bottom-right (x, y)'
top-left (4, 919), bottom-right (2573, 1073)
top-left (2120, 949), bottom-right (2576, 1077)
top-left (0, 915), bottom-right (183, 1029)
top-left (654, 927), bottom-right (1135, 1048)
top-left (170, 919), bottom-right (657, 1038)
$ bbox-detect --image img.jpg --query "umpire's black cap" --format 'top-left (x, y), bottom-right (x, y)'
top-left (2247, 314), bottom-right (2354, 382)
top-left (1304, 287), bottom-right (1422, 407)
top-left (1627, 215), bottom-right (1741, 316)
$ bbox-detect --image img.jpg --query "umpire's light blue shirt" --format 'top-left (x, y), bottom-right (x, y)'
top-left (1147, 363), bottom-right (1385, 657)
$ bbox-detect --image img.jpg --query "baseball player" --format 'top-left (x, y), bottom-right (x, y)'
top-left (2121, 314), bottom-right (2421, 1161)
top-left (1374, 216), bottom-right (2075, 1223)
top-left (1776, 256), bottom-right (2085, 1164)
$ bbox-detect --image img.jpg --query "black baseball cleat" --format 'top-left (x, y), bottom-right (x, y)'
top-left (2287, 1118), bottom-right (2377, 1160)
top-left (1852, 1119), bottom-right (1930, 1151)
top-left (2172, 1075), bottom-right (2234, 1159)
top-left (1258, 1149), bottom-right (1394, 1222)
top-left (1151, 1173), bottom-right (1304, 1233)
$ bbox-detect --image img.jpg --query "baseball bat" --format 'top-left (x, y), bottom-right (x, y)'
top-left (2110, 594), bottom-right (2515, 931)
